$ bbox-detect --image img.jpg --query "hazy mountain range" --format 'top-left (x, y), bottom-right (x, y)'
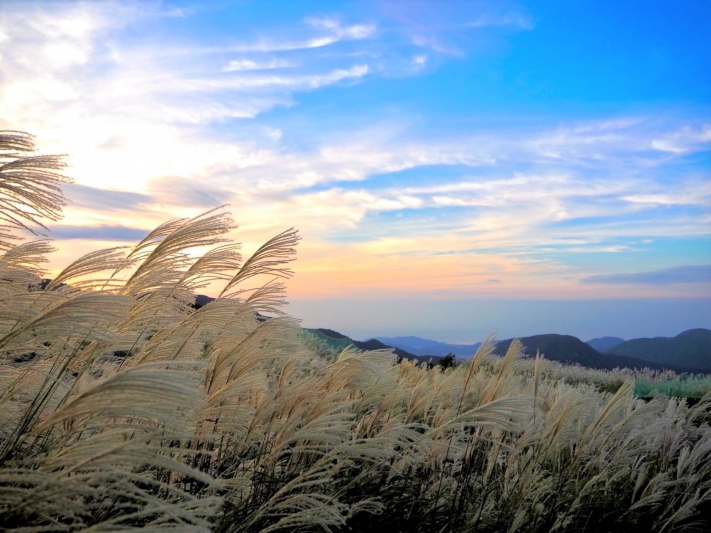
top-left (301, 325), bottom-right (711, 374)
top-left (586, 336), bottom-right (626, 352)
top-left (374, 336), bottom-right (482, 358)
top-left (373, 329), bottom-right (710, 372)
top-left (194, 295), bottom-right (710, 373)
top-left (492, 334), bottom-right (701, 373)
top-left (599, 329), bottom-right (711, 371)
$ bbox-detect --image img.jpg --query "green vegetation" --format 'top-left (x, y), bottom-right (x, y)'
top-left (304, 328), bottom-right (355, 354)
top-left (636, 376), bottom-right (711, 400)
top-left (1, 132), bottom-right (711, 532)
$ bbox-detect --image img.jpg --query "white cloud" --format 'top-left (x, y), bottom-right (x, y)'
top-left (651, 124), bottom-right (711, 154)
top-left (412, 34), bottom-right (462, 56)
top-left (304, 16), bottom-right (376, 39)
top-left (232, 17), bottom-right (375, 53)
top-left (222, 58), bottom-right (294, 72)
top-left (622, 179), bottom-right (711, 206)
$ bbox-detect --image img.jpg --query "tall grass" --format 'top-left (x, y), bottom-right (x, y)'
top-left (1, 132), bottom-right (710, 532)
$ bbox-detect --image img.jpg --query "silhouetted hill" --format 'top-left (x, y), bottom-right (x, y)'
top-left (375, 336), bottom-right (482, 358)
top-left (608, 329), bottom-right (711, 371)
top-left (586, 336), bottom-right (625, 352)
top-left (194, 294), bottom-right (215, 308)
top-left (493, 334), bottom-right (701, 373)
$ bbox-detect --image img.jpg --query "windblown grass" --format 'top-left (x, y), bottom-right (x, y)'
top-left (1, 132), bottom-right (710, 532)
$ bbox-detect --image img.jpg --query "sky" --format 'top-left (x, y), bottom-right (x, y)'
top-left (1, 0), bottom-right (710, 342)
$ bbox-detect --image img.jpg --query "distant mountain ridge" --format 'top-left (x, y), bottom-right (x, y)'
top-left (607, 329), bottom-right (711, 370)
top-left (586, 336), bottom-right (625, 352)
top-left (313, 328), bottom-right (705, 373)
top-left (193, 294), bottom-right (710, 373)
top-left (375, 336), bottom-right (482, 358)
top-left (494, 334), bottom-right (705, 373)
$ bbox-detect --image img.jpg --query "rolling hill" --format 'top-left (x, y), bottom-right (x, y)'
top-left (607, 329), bottom-right (711, 371)
top-left (305, 328), bottom-right (355, 353)
top-left (493, 334), bottom-right (702, 373)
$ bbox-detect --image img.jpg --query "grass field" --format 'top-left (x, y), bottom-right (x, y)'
top-left (1, 132), bottom-right (710, 532)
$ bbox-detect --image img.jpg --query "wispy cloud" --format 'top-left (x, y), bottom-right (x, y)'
top-left (304, 16), bottom-right (376, 39)
top-left (222, 58), bottom-right (294, 72)
top-left (582, 265), bottom-right (711, 285)
top-left (231, 17), bottom-right (375, 52)
top-left (383, 0), bottom-right (533, 56)
top-left (51, 224), bottom-right (148, 241)
top-left (651, 124), bottom-right (711, 154)
top-left (147, 177), bottom-right (233, 208)
top-left (65, 184), bottom-right (153, 212)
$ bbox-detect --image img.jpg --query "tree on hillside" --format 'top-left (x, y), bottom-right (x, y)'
top-left (439, 352), bottom-right (456, 369)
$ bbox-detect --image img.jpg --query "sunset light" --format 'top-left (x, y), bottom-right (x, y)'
top-left (1, 0), bottom-right (709, 340)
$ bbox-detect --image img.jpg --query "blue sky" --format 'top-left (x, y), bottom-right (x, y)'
top-left (1, 0), bottom-right (709, 341)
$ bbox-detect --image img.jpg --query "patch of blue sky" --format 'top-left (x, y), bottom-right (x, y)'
top-left (503, 1), bottom-right (711, 104)
top-left (532, 237), bottom-right (711, 272)
top-left (664, 152), bottom-right (711, 180)
top-left (266, 1), bottom-right (711, 118)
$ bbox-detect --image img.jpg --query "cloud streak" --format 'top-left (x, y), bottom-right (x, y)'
top-left (582, 265), bottom-right (711, 285)
top-left (50, 224), bottom-right (148, 241)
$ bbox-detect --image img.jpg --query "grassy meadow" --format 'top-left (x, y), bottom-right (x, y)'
top-left (1, 132), bottom-right (711, 532)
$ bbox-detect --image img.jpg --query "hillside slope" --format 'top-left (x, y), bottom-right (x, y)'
top-left (304, 328), bottom-right (355, 353)
top-left (608, 329), bottom-right (711, 370)
top-left (304, 329), bottom-right (442, 364)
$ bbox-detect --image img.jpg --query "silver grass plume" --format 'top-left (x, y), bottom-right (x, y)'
top-left (0, 131), bottom-right (72, 250)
